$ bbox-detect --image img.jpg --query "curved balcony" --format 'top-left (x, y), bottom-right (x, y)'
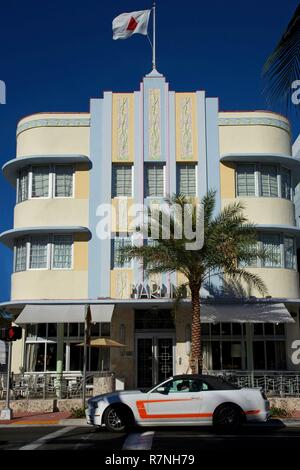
top-left (0, 226), bottom-right (91, 248)
top-left (14, 198), bottom-right (89, 229)
top-left (221, 197), bottom-right (295, 227)
top-left (2, 154), bottom-right (92, 186)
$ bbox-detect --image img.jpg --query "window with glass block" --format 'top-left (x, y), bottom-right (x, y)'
top-left (144, 163), bottom-right (165, 197)
top-left (236, 164), bottom-right (255, 196)
top-left (112, 237), bottom-right (132, 268)
top-left (52, 235), bottom-right (73, 269)
top-left (176, 163), bottom-right (196, 196)
top-left (112, 164), bottom-right (133, 197)
top-left (55, 165), bottom-right (74, 197)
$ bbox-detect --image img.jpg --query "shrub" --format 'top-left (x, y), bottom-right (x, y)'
top-left (269, 405), bottom-right (292, 418)
top-left (70, 407), bottom-right (86, 418)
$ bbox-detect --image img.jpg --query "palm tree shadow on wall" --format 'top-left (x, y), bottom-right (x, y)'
top-left (203, 278), bottom-right (255, 299)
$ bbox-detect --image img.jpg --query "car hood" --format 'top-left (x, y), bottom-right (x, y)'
top-left (88, 389), bottom-right (144, 404)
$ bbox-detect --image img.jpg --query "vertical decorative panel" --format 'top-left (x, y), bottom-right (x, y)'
top-left (116, 271), bottom-right (130, 299)
top-left (180, 97), bottom-right (193, 159)
top-left (112, 94), bottom-right (134, 162)
top-left (117, 97), bottom-right (129, 160)
top-left (175, 93), bottom-right (198, 161)
top-left (149, 89), bottom-right (161, 160)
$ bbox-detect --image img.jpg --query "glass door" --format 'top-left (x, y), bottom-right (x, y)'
top-left (136, 334), bottom-right (174, 388)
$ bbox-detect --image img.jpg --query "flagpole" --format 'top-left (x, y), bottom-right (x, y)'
top-left (152, 1), bottom-right (156, 69)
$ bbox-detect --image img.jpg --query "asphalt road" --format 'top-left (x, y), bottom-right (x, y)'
top-left (0, 420), bottom-right (300, 452)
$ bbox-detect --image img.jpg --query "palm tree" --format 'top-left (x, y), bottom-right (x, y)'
top-left (262, 4), bottom-right (300, 111)
top-left (119, 191), bottom-right (267, 374)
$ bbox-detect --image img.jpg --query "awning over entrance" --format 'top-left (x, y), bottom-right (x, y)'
top-left (15, 304), bottom-right (115, 324)
top-left (201, 302), bottom-right (294, 323)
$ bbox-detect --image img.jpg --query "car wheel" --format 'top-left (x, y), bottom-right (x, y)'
top-left (213, 404), bottom-right (242, 433)
top-left (103, 406), bottom-right (131, 433)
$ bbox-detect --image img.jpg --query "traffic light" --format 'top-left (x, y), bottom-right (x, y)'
top-left (0, 326), bottom-right (22, 342)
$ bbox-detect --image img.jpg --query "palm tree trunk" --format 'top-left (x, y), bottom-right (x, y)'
top-left (190, 283), bottom-right (202, 375)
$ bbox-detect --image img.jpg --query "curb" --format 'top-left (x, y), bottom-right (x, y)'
top-left (59, 419), bottom-right (90, 426)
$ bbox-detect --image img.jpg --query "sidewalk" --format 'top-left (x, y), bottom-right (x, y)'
top-left (0, 411), bottom-right (72, 425)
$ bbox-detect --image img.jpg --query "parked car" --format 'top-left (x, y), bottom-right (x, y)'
top-left (86, 374), bottom-right (270, 432)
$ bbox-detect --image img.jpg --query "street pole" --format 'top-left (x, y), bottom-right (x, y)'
top-left (82, 305), bottom-right (91, 409)
top-left (0, 342), bottom-right (13, 420)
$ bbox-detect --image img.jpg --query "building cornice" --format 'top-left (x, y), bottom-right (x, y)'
top-left (218, 117), bottom-right (290, 133)
top-left (17, 118), bottom-right (91, 137)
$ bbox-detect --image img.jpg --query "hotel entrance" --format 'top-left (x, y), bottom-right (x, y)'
top-left (135, 309), bottom-right (175, 388)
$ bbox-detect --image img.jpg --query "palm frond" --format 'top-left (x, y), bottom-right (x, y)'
top-left (262, 4), bottom-right (300, 111)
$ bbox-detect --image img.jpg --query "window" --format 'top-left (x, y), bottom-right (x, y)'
top-left (253, 340), bottom-right (286, 370)
top-left (260, 165), bottom-right (278, 197)
top-left (31, 166), bottom-right (49, 198)
top-left (17, 168), bottom-right (28, 203)
top-left (177, 164), bottom-right (196, 196)
top-left (236, 164), bottom-right (255, 196)
top-left (235, 164), bottom-right (293, 200)
top-left (112, 164), bottom-right (132, 197)
top-left (284, 236), bottom-right (295, 269)
top-left (261, 234), bottom-right (281, 267)
top-left (29, 237), bottom-right (49, 269)
top-left (144, 163), bottom-right (164, 197)
top-left (14, 235), bottom-right (74, 272)
top-left (281, 167), bottom-right (292, 200)
top-left (52, 235), bottom-right (73, 269)
top-left (15, 238), bottom-right (27, 272)
top-left (29, 236), bottom-right (49, 269)
top-left (55, 165), bottom-right (73, 197)
top-left (112, 237), bottom-right (132, 268)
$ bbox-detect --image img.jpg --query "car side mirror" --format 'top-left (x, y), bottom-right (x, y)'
top-left (156, 386), bottom-right (168, 394)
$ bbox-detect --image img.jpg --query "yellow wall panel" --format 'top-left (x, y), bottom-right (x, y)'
top-left (220, 162), bottom-right (235, 199)
top-left (75, 163), bottom-right (90, 199)
top-left (74, 234), bottom-right (89, 271)
top-left (110, 269), bottom-right (133, 299)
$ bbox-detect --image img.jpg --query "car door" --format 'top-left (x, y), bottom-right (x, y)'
top-left (140, 378), bottom-right (204, 425)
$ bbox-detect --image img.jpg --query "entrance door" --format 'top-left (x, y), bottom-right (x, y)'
top-left (136, 335), bottom-right (174, 388)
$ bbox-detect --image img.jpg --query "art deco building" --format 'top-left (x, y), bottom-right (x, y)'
top-left (1, 69), bottom-right (300, 389)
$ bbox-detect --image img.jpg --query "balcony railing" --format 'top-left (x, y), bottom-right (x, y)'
top-left (0, 371), bottom-right (114, 400)
top-left (206, 370), bottom-right (300, 397)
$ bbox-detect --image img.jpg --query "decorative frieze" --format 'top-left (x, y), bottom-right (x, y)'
top-left (149, 89), bottom-right (161, 160)
top-left (17, 118), bottom-right (91, 136)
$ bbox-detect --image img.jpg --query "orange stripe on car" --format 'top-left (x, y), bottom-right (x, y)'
top-left (136, 399), bottom-right (213, 420)
top-left (245, 409), bottom-right (261, 415)
top-left (136, 400), bottom-right (261, 420)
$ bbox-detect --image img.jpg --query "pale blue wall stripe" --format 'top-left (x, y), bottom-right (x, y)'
top-left (133, 90), bottom-right (144, 285)
top-left (205, 97), bottom-right (220, 214)
top-left (168, 91), bottom-right (177, 294)
top-left (143, 76), bottom-right (167, 162)
top-left (169, 91), bottom-right (176, 196)
top-left (205, 97), bottom-right (221, 292)
top-left (196, 91), bottom-right (207, 199)
top-left (88, 94), bottom-right (112, 298)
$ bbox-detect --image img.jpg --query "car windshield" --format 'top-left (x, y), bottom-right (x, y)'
top-left (139, 379), bottom-right (172, 393)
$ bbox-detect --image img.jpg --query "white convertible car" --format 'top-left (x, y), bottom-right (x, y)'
top-left (86, 374), bottom-right (270, 432)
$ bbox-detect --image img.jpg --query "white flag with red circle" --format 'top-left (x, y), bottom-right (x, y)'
top-left (112, 10), bottom-right (151, 40)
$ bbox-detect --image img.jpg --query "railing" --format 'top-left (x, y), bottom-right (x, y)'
top-left (0, 371), bottom-right (114, 400)
top-left (206, 370), bottom-right (300, 397)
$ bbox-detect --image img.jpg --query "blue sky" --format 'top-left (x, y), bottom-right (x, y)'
top-left (0, 0), bottom-right (299, 301)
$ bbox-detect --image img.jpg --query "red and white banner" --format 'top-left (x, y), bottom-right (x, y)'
top-left (112, 10), bottom-right (151, 40)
